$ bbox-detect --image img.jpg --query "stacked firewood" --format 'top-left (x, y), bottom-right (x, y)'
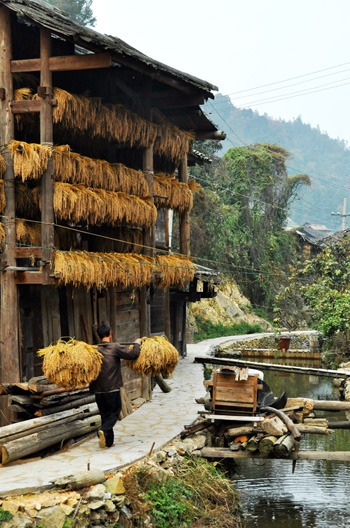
top-left (225, 399), bottom-right (332, 457)
top-left (0, 376), bottom-right (133, 465)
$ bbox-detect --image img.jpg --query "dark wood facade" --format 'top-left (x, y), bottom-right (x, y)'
top-left (0, 0), bottom-right (222, 424)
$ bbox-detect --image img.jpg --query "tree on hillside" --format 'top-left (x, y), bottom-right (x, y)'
top-left (41, 0), bottom-right (96, 27)
top-left (283, 237), bottom-right (350, 351)
top-left (222, 144), bottom-right (310, 306)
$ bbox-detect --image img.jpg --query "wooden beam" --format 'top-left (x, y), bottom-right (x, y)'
top-left (178, 157), bottom-right (190, 256)
top-left (0, 7), bottom-right (20, 428)
top-left (200, 447), bottom-right (350, 462)
top-left (10, 99), bottom-right (57, 114)
top-left (152, 95), bottom-right (205, 108)
top-left (194, 356), bottom-right (350, 379)
top-left (40, 29), bottom-right (55, 284)
top-left (15, 272), bottom-right (44, 285)
top-left (10, 52), bottom-right (112, 73)
top-left (14, 247), bottom-right (43, 259)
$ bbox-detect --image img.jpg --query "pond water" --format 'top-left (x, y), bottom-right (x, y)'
top-left (233, 359), bottom-right (350, 528)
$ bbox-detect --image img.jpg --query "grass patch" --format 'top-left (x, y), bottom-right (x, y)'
top-left (122, 456), bottom-right (243, 528)
top-left (0, 508), bottom-right (13, 525)
top-left (194, 315), bottom-right (263, 342)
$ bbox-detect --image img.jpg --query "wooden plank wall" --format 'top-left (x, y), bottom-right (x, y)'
top-left (151, 288), bottom-right (166, 335)
top-left (18, 285), bottom-right (151, 401)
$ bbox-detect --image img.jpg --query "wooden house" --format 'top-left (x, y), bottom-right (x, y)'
top-left (0, 0), bottom-right (223, 424)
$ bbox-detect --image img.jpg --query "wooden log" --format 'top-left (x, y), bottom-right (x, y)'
top-left (328, 421), bottom-right (350, 429)
top-left (297, 425), bottom-right (332, 435)
top-left (261, 406), bottom-right (301, 440)
top-left (181, 420), bottom-right (212, 438)
top-left (54, 469), bottom-right (105, 490)
top-left (258, 435), bottom-right (278, 456)
top-left (225, 425), bottom-right (264, 439)
top-left (0, 404), bottom-right (98, 444)
top-left (246, 436), bottom-right (260, 452)
top-left (274, 434), bottom-right (295, 458)
top-left (35, 395), bottom-right (96, 416)
top-left (154, 374), bottom-right (172, 393)
top-left (1, 415), bottom-right (101, 464)
top-left (0, 403), bottom-right (98, 442)
top-left (200, 447), bottom-right (350, 461)
top-left (286, 398), bottom-right (314, 413)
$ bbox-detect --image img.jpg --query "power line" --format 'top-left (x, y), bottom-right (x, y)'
top-left (214, 61), bottom-right (350, 97)
top-left (212, 67), bottom-right (350, 105)
top-left (206, 101), bottom-right (350, 195)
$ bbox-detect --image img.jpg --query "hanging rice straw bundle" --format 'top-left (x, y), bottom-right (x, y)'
top-left (53, 250), bottom-right (156, 290)
top-left (53, 183), bottom-right (157, 228)
top-left (156, 254), bottom-right (196, 289)
top-left (53, 146), bottom-right (149, 196)
top-left (16, 219), bottom-right (41, 247)
top-left (37, 338), bottom-right (103, 389)
top-left (0, 154), bottom-right (5, 178)
top-left (15, 182), bottom-right (38, 217)
top-left (8, 140), bottom-right (52, 181)
top-left (0, 179), bottom-right (5, 212)
top-left (0, 222), bottom-right (5, 247)
top-left (15, 87), bottom-right (193, 164)
top-left (154, 174), bottom-right (193, 213)
top-left (188, 179), bottom-right (201, 193)
top-left (128, 336), bottom-right (179, 377)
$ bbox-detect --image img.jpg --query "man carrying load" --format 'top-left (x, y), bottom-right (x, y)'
top-left (90, 323), bottom-right (141, 448)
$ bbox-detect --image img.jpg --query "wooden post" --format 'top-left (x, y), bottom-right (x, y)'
top-left (140, 145), bottom-right (154, 338)
top-left (178, 156), bottom-right (190, 256)
top-left (0, 6), bottom-right (19, 425)
top-left (40, 29), bottom-right (55, 274)
top-left (140, 81), bottom-right (154, 339)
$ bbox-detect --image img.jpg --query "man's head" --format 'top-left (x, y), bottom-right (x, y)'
top-left (97, 323), bottom-right (112, 341)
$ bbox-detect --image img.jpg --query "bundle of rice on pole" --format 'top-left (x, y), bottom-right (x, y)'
top-left (37, 338), bottom-right (103, 390)
top-left (128, 336), bottom-right (179, 378)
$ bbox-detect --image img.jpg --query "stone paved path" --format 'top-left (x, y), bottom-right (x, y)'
top-left (0, 331), bottom-right (315, 497)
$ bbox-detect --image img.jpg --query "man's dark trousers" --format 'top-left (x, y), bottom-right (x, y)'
top-left (95, 390), bottom-right (122, 447)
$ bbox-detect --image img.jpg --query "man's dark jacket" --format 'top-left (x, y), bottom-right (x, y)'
top-left (90, 342), bottom-right (141, 394)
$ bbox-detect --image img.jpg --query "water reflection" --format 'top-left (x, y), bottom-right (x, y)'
top-left (233, 359), bottom-right (350, 527)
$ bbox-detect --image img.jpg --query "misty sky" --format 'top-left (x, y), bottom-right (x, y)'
top-left (91, 0), bottom-right (350, 146)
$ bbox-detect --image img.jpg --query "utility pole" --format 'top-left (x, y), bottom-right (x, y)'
top-left (331, 198), bottom-right (350, 230)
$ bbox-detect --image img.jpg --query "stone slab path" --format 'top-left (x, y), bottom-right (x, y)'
top-left (0, 331), bottom-right (315, 497)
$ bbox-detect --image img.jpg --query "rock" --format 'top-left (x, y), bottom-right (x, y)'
top-left (148, 465), bottom-right (169, 483)
top-left (1, 499), bottom-right (21, 515)
top-left (174, 442), bottom-right (188, 455)
top-left (86, 484), bottom-right (106, 500)
top-left (165, 448), bottom-right (177, 457)
top-left (60, 503), bottom-right (74, 516)
top-left (120, 505), bottom-right (132, 520)
top-left (262, 416), bottom-right (288, 436)
top-left (113, 495), bottom-right (126, 508)
top-left (104, 499), bottom-right (116, 513)
top-left (88, 500), bottom-right (105, 510)
top-left (2, 513), bottom-right (33, 528)
top-left (35, 505), bottom-right (66, 528)
top-left (104, 475), bottom-right (125, 495)
top-left (149, 450), bottom-right (167, 464)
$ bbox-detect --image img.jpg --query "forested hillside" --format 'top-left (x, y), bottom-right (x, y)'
top-left (204, 96), bottom-right (350, 229)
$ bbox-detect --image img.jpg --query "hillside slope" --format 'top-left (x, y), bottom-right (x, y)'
top-left (205, 97), bottom-right (350, 229)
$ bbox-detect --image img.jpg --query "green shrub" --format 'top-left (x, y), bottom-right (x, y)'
top-left (194, 315), bottom-right (263, 342)
top-left (0, 508), bottom-right (13, 524)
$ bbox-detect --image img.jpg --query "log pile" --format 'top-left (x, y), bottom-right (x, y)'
top-left (210, 399), bottom-right (334, 459)
top-left (0, 376), bottom-right (134, 465)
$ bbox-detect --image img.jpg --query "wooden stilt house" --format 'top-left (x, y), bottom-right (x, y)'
top-left (0, 0), bottom-right (223, 424)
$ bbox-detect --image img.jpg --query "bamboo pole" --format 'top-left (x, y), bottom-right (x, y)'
top-left (200, 447), bottom-right (350, 461)
top-left (194, 356), bottom-right (350, 379)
